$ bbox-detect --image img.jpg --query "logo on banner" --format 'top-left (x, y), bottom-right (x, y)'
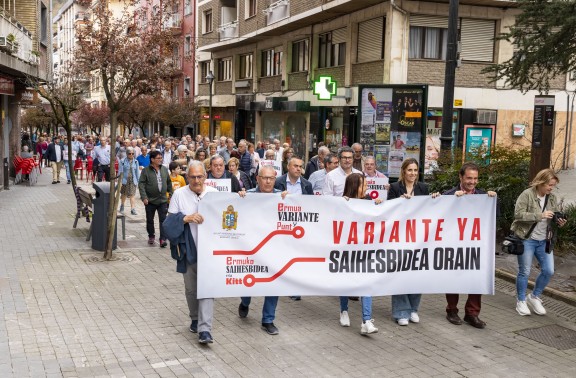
top-left (222, 205), bottom-right (238, 230)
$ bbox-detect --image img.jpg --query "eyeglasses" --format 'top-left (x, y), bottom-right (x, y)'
top-left (340, 156), bottom-right (353, 160)
top-left (127, 153), bottom-right (134, 155)
top-left (259, 176), bottom-right (276, 181)
top-left (188, 175), bottom-right (205, 181)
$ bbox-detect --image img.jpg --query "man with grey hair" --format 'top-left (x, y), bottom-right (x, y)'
top-left (363, 156), bottom-right (388, 179)
top-left (21, 145), bottom-right (33, 159)
top-left (217, 136), bottom-right (227, 153)
top-left (351, 143), bottom-right (365, 171)
top-left (304, 146), bottom-right (330, 179)
top-left (309, 153), bottom-right (339, 194)
top-left (219, 138), bottom-right (235, 164)
top-left (167, 160), bottom-right (217, 344)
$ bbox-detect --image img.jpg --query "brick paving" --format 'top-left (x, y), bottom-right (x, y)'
top-left (1, 169), bottom-right (576, 377)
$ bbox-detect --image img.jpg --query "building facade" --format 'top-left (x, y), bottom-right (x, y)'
top-left (195, 0), bottom-right (575, 168)
top-left (0, 0), bottom-right (52, 189)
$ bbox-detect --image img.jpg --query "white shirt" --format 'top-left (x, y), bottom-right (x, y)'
top-left (168, 185), bottom-right (218, 246)
top-left (54, 144), bottom-right (62, 162)
top-left (162, 150), bottom-right (173, 168)
top-left (323, 166), bottom-right (361, 196)
top-left (94, 145), bottom-right (111, 165)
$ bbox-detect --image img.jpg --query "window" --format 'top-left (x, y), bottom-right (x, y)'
top-left (203, 10), bottom-right (213, 33)
top-left (185, 0), bottom-right (192, 15)
top-left (184, 35), bottom-right (192, 56)
top-left (319, 29), bottom-right (346, 68)
top-left (218, 58), bottom-right (232, 81)
top-left (292, 39), bottom-right (308, 72)
top-left (41, 4), bottom-right (48, 45)
top-left (239, 54), bottom-right (253, 79)
top-left (409, 26), bottom-right (448, 60)
top-left (357, 18), bottom-right (384, 62)
top-left (199, 61), bottom-right (210, 83)
top-left (460, 19), bottom-right (495, 62)
top-left (261, 49), bottom-right (282, 77)
top-left (172, 84), bottom-right (179, 100)
top-left (246, 0), bottom-right (257, 18)
top-left (184, 78), bottom-right (191, 97)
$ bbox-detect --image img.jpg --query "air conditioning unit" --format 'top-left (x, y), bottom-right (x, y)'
top-left (0, 36), bottom-right (6, 47)
top-left (474, 109), bottom-right (497, 125)
top-left (569, 70), bottom-right (576, 81)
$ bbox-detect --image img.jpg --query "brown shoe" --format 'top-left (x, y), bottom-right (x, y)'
top-left (464, 314), bottom-right (486, 329)
top-left (446, 312), bottom-right (463, 325)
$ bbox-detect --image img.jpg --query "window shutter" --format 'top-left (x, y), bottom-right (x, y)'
top-left (460, 19), bottom-right (495, 62)
top-left (357, 17), bottom-right (384, 63)
top-left (332, 28), bottom-right (347, 44)
top-left (409, 15), bottom-right (449, 28)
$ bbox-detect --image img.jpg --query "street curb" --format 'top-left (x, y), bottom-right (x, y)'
top-left (495, 268), bottom-right (576, 307)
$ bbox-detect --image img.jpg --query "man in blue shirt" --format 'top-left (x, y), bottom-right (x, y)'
top-left (136, 145), bottom-right (150, 170)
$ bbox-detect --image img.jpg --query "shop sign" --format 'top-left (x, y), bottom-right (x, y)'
top-left (0, 75), bottom-right (15, 95)
top-left (313, 76), bottom-right (337, 100)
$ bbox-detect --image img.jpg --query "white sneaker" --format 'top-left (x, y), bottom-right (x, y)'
top-left (397, 318), bottom-right (409, 326)
top-left (516, 300), bottom-right (531, 316)
top-left (340, 311), bottom-right (350, 327)
top-left (409, 312), bottom-right (420, 323)
top-left (361, 319), bottom-right (378, 334)
top-left (527, 294), bottom-right (546, 315)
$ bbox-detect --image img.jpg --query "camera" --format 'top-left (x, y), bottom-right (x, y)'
top-left (552, 211), bottom-right (567, 222)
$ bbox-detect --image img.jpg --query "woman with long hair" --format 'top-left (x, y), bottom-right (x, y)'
top-left (194, 148), bottom-right (207, 161)
top-left (511, 168), bottom-right (567, 316)
top-left (387, 158), bottom-right (439, 326)
top-left (339, 173), bottom-right (381, 335)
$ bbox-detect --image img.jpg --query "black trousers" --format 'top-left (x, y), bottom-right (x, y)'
top-left (145, 202), bottom-right (168, 240)
top-left (97, 164), bottom-right (110, 182)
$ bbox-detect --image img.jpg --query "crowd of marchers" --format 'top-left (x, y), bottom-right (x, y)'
top-left (19, 131), bottom-right (567, 344)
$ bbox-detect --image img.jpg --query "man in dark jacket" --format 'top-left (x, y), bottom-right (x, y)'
top-left (443, 162), bottom-right (497, 329)
top-left (207, 155), bottom-right (245, 193)
top-left (46, 135), bottom-right (64, 184)
top-left (274, 156), bottom-right (313, 195)
top-left (304, 146), bottom-right (329, 179)
top-left (138, 150), bottom-right (172, 247)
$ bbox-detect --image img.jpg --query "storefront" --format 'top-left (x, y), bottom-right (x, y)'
top-left (199, 107), bottom-right (236, 139)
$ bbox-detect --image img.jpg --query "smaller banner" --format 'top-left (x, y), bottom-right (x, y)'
top-left (366, 177), bottom-right (389, 200)
top-left (259, 159), bottom-right (282, 177)
top-left (205, 179), bottom-right (232, 192)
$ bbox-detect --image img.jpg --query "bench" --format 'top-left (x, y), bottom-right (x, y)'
top-left (73, 187), bottom-right (125, 241)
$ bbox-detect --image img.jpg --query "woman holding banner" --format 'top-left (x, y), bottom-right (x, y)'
top-left (339, 173), bottom-right (382, 335)
top-left (511, 169), bottom-right (566, 316)
top-left (387, 158), bottom-right (439, 326)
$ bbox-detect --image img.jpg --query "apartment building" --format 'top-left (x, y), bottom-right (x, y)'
top-left (53, 0), bottom-right (88, 84)
top-left (0, 0), bottom-right (52, 189)
top-left (196, 0), bottom-right (575, 169)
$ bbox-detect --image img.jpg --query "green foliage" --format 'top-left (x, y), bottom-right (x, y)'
top-left (483, 0), bottom-right (576, 93)
top-left (428, 146), bottom-right (532, 235)
top-left (555, 203), bottom-right (576, 256)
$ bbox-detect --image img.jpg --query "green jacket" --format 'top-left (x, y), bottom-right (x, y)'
top-left (510, 187), bottom-right (560, 238)
top-left (138, 165), bottom-right (172, 205)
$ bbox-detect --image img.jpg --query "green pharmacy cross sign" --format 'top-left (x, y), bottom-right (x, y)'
top-left (313, 76), bottom-right (337, 100)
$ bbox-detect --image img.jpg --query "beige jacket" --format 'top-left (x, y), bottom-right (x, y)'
top-left (510, 187), bottom-right (560, 239)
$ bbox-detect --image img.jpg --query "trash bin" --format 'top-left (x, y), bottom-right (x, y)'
top-left (92, 182), bottom-right (118, 251)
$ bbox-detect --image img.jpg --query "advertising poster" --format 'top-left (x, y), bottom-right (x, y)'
top-left (197, 193), bottom-right (497, 298)
top-left (359, 85), bottom-right (427, 179)
top-left (463, 125), bottom-right (495, 164)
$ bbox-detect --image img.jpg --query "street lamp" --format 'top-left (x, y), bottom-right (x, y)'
top-left (206, 70), bottom-right (214, 139)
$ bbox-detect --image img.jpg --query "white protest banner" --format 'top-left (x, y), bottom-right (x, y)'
top-left (204, 179), bottom-right (232, 192)
top-left (259, 159), bottom-right (282, 177)
top-left (366, 177), bottom-right (388, 200)
top-left (197, 193), bottom-right (496, 298)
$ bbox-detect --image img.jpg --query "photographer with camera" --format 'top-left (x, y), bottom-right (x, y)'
top-left (511, 169), bottom-right (567, 317)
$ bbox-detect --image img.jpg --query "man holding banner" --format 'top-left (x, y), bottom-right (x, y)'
top-left (238, 166), bottom-right (288, 335)
top-left (167, 161), bottom-right (218, 344)
top-left (443, 162), bottom-right (497, 329)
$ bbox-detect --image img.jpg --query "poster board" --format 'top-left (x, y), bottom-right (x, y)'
top-left (463, 125), bottom-right (495, 164)
top-left (358, 85), bottom-right (428, 179)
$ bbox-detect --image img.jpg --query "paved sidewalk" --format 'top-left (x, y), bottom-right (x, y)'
top-left (556, 168), bottom-right (576, 206)
top-left (1, 169), bottom-right (576, 377)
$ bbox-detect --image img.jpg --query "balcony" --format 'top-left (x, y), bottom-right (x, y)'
top-left (264, 0), bottom-right (289, 26)
top-left (0, 9), bottom-right (37, 69)
top-left (167, 56), bottom-right (183, 76)
top-left (219, 21), bottom-right (238, 41)
top-left (163, 13), bottom-right (182, 34)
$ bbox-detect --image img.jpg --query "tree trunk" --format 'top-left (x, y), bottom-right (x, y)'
top-left (104, 110), bottom-right (119, 260)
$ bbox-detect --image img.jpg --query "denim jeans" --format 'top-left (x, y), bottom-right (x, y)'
top-left (241, 296), bottom-right (278, 324)
top-left (391, 294), bottom-right (421, 320)
top-left (64, 160), bottom-right (71, 181)
top-left (517, 239), bottom-right (554, 301)
top-left (339, 296), bottom-right (373, 321)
